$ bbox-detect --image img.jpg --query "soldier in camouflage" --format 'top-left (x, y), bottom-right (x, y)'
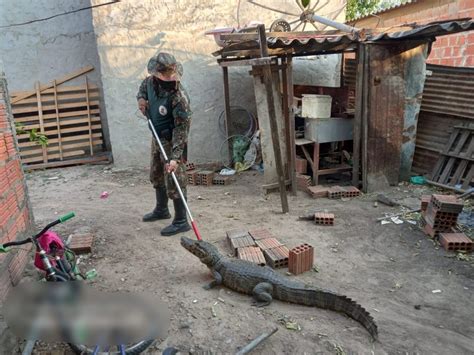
top-left (137, 52), bottom-right (192, 236)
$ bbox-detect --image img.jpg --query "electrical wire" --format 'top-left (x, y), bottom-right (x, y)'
top-left (0, 0), bottom-right (120, 29)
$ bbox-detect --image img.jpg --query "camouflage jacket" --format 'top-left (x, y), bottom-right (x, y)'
top-left (137, 77), bottom-right (192, 161)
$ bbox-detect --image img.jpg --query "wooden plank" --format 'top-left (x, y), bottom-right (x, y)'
top-left (300, 145), bottom-right (315, 172)
top-left (17, 116), bottom-right (101, 131)
top-left (11, 91), bottom-right (100, 106)
top-left (11, 84), bottom-right (98, 97)
top-left (12, 100), bottom-right (100, 115)
top-left (22, 150), bottom-right (86, 164)
top-left (11, 66), bottom-right (94, 104)
top-left (85, 76), bottom-right (94, 156)
top-left (53, 80), bottom-right (63, 160)
top-left (280, 57), bottom-right (294, 195)
top-left (35, 81), bottom-right (48, 163)
top-left (19, 140), bottom-right (103, 157)
top-left (258, 24), bottom-right (288, 213)
top-left (19, 133), bottom-right (102, 147)
top-left (24, 153), bottom-right (111, 171)
top-left (14, 108), bottom-right (101, 123)
top-left (431, 128), bottom-right (459, 180)
top-left (16, 124), bottom-right (102, 139)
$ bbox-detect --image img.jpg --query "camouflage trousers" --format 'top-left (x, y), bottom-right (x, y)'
top-left (150, 138), bottom-right (187, 200)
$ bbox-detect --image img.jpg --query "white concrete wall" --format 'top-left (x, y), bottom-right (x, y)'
top-left (0, 0), bottom-right (102, 90)
top-left (91, 0), bottom-right (346, 167)
top-left (0, 0), bottom-right (110, 148)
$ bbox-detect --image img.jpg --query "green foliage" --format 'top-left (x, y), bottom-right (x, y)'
top-left (346, 0), bottom-right (380, 21)
top-left (301, 0), bottom-right (311, 8)
top-left (15, 122), bottom-right (49, 148)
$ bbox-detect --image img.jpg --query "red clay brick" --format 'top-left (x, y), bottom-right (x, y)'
top-left (296, 174), bottom-right (311, 192)
top-left (248, 228), bottom-right (275, 240)
top-left (431, 194), bottom-right (463, 214)
top-left (228, 235), bottom-right (256, 255)
top-left (255, 238), bottom-right (283, 251)
top-left (327, 186), bottom-right (344, 199)
top-left (226, 229), bottom-right (249, 240)
top-left (263, 245), bottom-right (289, 268)
top-left (421, 195), bottom-right (431, 212)
top-left (237, 246), bottom-right (266, 266)
top-left (289, 243), bottom-right (314, 275)
top-left (307, 185), bottom-right (328, 198)
top-left (295, 156), bottom-right (307, 174)
top-left (342, 186), bottom-right (360, 198)
top-left (68, 233), bottom-right (94, 255)
top-left (439, 233), bottom-right (473, 253)
top-left (212, 175), bottom-right (231, 185)
top-left (314, 212), bottom-right (335, 226)
top-left (186, 170), bottom-right (198, 185)
top-left (195, 170), bottom-right (214, 186)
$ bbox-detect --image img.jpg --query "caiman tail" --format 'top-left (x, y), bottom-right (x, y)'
top-left (276, 285), bottom-right (378, 339)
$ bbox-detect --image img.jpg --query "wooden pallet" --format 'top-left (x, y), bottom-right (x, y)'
top-left (10, 67), bottom-right (107, 169)
top-left (431, 125), bottom-right (474, 190)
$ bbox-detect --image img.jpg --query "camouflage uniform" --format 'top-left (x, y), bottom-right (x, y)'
top-left (136, 69), bottom-right (191, 200)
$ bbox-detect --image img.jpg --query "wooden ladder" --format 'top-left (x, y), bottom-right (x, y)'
top-left (431, 124), bottom-right (474, 190)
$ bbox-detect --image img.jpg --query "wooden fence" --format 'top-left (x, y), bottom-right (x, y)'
top-left (10, 69), bottom-right (109, 170)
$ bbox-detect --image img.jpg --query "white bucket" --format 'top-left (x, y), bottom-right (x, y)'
top-left (301, 94), bottom-right (332, 119)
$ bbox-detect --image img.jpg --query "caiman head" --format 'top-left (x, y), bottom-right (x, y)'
top-left (180, 236), bottom-right (222, 267)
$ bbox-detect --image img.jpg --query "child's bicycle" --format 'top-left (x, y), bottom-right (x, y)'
top-left (0, 212), bottom-right (155, 354)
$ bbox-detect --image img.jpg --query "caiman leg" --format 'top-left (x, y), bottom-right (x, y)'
top-left (202, 270), bottom-right (223, 290)
top-left (252, 282), bottom-right (273, 307)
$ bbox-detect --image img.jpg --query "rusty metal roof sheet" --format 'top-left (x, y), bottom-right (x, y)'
top-left (217, 19), bottom-right (474, 57)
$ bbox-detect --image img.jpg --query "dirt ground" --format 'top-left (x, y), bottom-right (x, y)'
top-left (9, 164), bottom-right (474, 354)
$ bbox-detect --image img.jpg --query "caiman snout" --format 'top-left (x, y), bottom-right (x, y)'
top-left (180, 236), bottom-right (206, 259)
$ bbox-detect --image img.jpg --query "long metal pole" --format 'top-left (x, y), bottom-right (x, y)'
top-left (145, 111), bottom-right (202, 240)
top-left (310, 14), bottom-right (359, 33)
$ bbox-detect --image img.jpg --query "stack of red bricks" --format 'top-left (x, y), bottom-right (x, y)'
top-left (306, 185), bottom-right (361, 199)
top-left (186, 163), bottom-right (231, 187)
top-left (227, 228), bottom-right (290, 268)
top-left (0, 75), bottom-right (33, 302)
top-left (420, 194), bottom-right (472, 253)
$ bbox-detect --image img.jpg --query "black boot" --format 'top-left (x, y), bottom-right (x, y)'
top-left (161, 196), bottom-right (191, 236)
top-left (142, 187), bottom-right (171, 222)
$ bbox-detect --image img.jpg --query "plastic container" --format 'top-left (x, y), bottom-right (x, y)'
top-left (301, 94), bottom-right (332, 119)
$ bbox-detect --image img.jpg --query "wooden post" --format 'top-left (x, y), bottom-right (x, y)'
top-left (85, 76), bottom-right (94, 156)
top-left (222, 66), bottom-right (232, 165)
top-left (286, 55), bottom-right (297, 194)
top-left (362, 44), bottom-right (370, 192)
top-left (352, 44), bottom-right (364, 187)
top-left (53, 80), bottom-right (63, 160)
top-left (258, 25), bottom-right (289, 213)
top-left (35, 81), bottom-right (48, 163)
top-left (281, 57), bottom-right (296, 195)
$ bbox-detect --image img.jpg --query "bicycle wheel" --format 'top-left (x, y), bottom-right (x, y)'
top-left (68, 340), bottom-right (155, 355)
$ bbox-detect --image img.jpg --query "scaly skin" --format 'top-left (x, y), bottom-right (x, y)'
top-left (181, 237), bottom-right (378, 340)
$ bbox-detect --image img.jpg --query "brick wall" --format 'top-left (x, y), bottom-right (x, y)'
top-left (0, 73), bottom-right (33, 302)
top-left (351, 0), bottom-right (474, 67)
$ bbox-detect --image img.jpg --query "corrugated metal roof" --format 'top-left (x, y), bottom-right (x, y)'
top-left (217, 20), bottom-right (474, 57)
top-left (350, 0), bottom-right (418, 22)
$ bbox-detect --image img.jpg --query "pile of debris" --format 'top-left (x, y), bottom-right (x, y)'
top-left (420, 194), bottom-right (472, 253)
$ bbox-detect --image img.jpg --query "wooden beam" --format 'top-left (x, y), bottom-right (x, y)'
top-left (258, 24), bottom-right (289, 213)
top-left (281, 57), bottom-right (295, 195)
top-left (286, 55), bottom-right (297, 195)
top-left (11, 66), bottom-right (94, 104)
top-left (85, 76), bottom-right (94, 156)
top-left (222, 66), bottom-right (232, 165)
top-left (53, 80), bottom-right (63, 160)
top-left (35, 81), bottom-right (48, 164)
top-left (23, 153), bottom-right (111, 171)
top-left (352, 44), bottom-right (364, 187)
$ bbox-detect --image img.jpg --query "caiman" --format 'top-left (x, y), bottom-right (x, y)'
top-left (181, 236), bottom-right (378, 340)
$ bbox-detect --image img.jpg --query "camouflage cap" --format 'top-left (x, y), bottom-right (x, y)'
top-left (147, 52), bottom-right (183, 76)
